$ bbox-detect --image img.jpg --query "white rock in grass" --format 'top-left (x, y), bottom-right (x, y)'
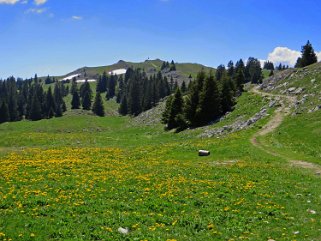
top-left (307, 209), bottom-right (316, 214)
top-left (118, 227), bottom-right (129, 235)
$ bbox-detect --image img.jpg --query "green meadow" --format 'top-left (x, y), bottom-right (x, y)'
top-left (0, 90), bottom-right (320, 241)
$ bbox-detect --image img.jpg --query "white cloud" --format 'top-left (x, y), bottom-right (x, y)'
top-left (265, 46), bottom-right (321, 66)
top-left (34, 0), bottom-right (46, 5)
top-left (317, 52), bottom-right (321, 62)
top-left (267, 47), bottom-right (301, 66)
top-left (0, 0), bottom-right (20, 4)
top-left (72, 16), bottom-right (83, 21)
top-left (26, 7), bottom-right (46, 13)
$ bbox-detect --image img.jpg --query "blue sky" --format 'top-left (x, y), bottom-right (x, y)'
top-left (1, 0), bottom-right (321, 78)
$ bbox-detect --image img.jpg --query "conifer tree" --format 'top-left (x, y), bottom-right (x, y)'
top-left (70, 78), bottom-right (78, 95)
top-left (0, 101), bottom-right (10, 123)
top-left (184, 70), bottom-right (206, 126)
top-left (45, 87), bottom-right (55, 118)
top-left (82, 91), bottom-right (92, 110)
top-left (170, 60), bottom-right (176, 71)
top-left (29, 91), bottom-right (42, 121)
top-left (233, 68), bottom-right (245, 92)
top-left (295, 40), bottom-right (318, 67)
top-left (227, 61), bottom-right (234, 77)
top-left (195, 73), bottom-right (221, 126)
top-left (71, 91), bottom-right (80, 109)
top-left (215, 65), bottom-right (226, 81)
top-left (92, 92), bottom-right (105, 116)
top-left (181, 81), bottom-right (187, 93)
top-left (161, 95), bottom-right (173, 125)
top-left (221, 76), bottom-right (235, 113)
top-left (119, 96), bottom-right (128, 115)
top-left (245, 57), bottom-right (263, 84)
top-left (166, 88), bottom-right (184, 130)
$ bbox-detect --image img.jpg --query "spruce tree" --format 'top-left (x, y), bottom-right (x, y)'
top-left (161, 95), bottom-right (173, 125)
top-left (29, 92), bottom-right (42, 121)
top-left (70, 78), bottom-right (78, 95)
top-left (119, 96), bottom-right (128, 115)
top-left (221, 76), bottom-right (234, 113)
top-left (0, 101), bottom-right (10, 123)
top-left (184, 70), bottom-right (206, 126)
top-left (233, 68), bottom-right (245, 93)
top-left (45, 87), bottom-right (55, 118)
top-left (71, 91), bottom-right (80, 109)
top-left (295, 40), bottom-right (318, 67)
top-left (245, 57), bottom-right (263, 84)
top-left (82, 91), bottom-right (92, 110)
top-left (166, 88), bottom-right (184, 130)
top-left (181, 81), bottom-right (187, 93)
top-left (170, 60), bottom-right (176, 71)
top-left (92, 92), bottom-right (105, 116)
top-left (227, 61), bottom-right (234, 77)
top-left (195, 73), bottom-right (221, 126)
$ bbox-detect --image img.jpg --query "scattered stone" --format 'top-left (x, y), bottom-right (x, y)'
top-left (118, 227), bottom-right (129, 235)
top-left (294, 87), bottom-right (304, 94)
top-left (311, 78), bottom-right (316, 84)
top-left (288, 87), bottom-right (296, 93)
top-left (199, 108), bottom-right (267, 138)
top-left (269, 100), bottom-right (276, 108)
top-left (199, 150), bottom-right (210, 156)
top-left (307, 209), bottom-right (316, 214)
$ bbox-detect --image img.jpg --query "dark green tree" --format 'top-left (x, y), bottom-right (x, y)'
top-left (295, 40), bottom-right (318, 68)
top-left (45, 87), bottom-right (55, 118)
top-left (233, 68), bottom-right (245, 92)
top-left (29, 91), bottom-right (42, 121)
top-left (221, 76), bottom-right (235, 113)
top-left (119, 96), bottom-right (128, 115)
top-left (92, 92), bottom-right (105, 116)
top-left (170, 60), bottom-right (176, 71)
top-left (227, 61), bottom-right (234, 77)
top-left (181, 81), bottom-right (187, 93)
top-left (195, 73), bottom-right (221, 126)
top-left (70, 78), bottom-right (78, 95)
top-left (245, 57), bottom-right (263, 84)
top-left (184, 70), bottom-right (206, 126)
top-left (0, 101), bottom-right (10, 123)
top-left (71, 91), bottom-right (80, 109)
top-left (166, 88), bottom-right (184, 130)
top-left (82, 91), bottom-right (92, 110)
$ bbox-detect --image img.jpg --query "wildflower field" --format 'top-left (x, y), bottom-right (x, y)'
top-left (0, 93), bottom-right (320, 240)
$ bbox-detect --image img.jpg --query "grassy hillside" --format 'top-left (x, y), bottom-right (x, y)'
top-left (0, 87), bottom-right (320, 240)
top-left (257, 63), bottom-right (321, 165)
top-left (54, 59), bottom-right (215, 87)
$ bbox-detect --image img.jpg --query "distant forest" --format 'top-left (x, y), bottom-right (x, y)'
top-left (1, 40), bottom-right (316, 127)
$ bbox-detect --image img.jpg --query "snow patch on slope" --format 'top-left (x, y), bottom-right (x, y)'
top-left (76, 79), bottom-right (96, 83)
top-left (108, 69), bottom-right (127, 75)
top-left (61, 74), bottom-right (79, 81)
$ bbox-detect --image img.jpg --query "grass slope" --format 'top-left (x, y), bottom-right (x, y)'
top-left (0, 90), bottom-right (320, 240)
top-left (60, 59), bottom-right (214, 80)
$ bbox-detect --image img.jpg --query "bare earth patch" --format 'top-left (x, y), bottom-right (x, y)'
top-left (290, 160), bottom-right (321, 175)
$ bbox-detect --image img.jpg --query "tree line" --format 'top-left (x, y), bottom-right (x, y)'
top-left (70, 79), bottom-right (105, 117)
top-left (0, 75), bottom-right (67, 123)
top-left (118, 68), bottom-right (171, 116)
top-left (161, 57), bottom-right (263, 131)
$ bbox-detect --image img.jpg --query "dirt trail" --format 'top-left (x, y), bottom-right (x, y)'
top-left (250, 86), bottom-right (321, 175)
